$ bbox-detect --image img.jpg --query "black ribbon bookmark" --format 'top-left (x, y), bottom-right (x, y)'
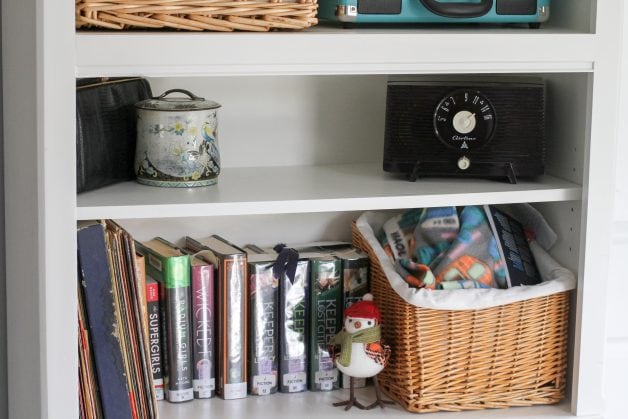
top-left (272, 244), bottom-right (299, 284)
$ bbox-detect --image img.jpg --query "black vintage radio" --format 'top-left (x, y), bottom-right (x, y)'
top-left (383, 77), bottom-right (546, 184)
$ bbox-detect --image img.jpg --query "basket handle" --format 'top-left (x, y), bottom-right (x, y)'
top-left (419, 0), bottom-right (493, 18)
top-left (156, 88), bottom-right (204, 101)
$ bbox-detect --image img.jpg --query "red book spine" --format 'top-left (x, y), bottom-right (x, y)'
top-left (146, 279), bottom-right (165, 401)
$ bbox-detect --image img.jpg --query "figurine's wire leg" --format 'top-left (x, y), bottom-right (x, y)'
top-left (333, 377), bottom-right (367, 411)
top-left (365, 375), bottom-right (395, 410)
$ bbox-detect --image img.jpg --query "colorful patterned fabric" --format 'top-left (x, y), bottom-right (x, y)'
top-left (382, 206), bottom-right (507, 290)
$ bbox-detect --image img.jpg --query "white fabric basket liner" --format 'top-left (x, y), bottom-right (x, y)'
top-left (357, 211), bottom-right (577, 311)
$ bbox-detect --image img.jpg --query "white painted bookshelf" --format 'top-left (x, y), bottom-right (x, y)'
top-left (3, 0), bottom-right (622, 418)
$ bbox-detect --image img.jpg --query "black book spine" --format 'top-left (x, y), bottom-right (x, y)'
top-left (248, 262), bottom-right (279, 395)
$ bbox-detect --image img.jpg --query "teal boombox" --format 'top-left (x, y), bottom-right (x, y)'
top-left (317, 0), bottom-right (550, 28)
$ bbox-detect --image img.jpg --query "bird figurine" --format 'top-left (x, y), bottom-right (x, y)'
top-left (330, 293), bottom-right (393, 410)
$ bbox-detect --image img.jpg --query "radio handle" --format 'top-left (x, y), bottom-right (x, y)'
top-left (419, 0), bottom-right (493, 18)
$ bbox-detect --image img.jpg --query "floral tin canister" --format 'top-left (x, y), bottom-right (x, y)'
top-left (135, 89), bottom-right (221, 187)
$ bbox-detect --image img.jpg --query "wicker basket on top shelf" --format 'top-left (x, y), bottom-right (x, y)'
top-left (76, 0), bottom-right (318, 32)
top-left (351, 220), bottom-right (570, 413)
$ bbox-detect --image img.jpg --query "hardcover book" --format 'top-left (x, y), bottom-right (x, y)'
top-left (145, 277), bottom-right (165, 401)
top-left (190, 255), bottom-right (216, 399)
top-left (336, 248), bottom-right (370, 389)
top-left (278, 259), bottom-right (310, 393)
top-left (308, 256), bottom-right (342, 391)
top-left (484, 205), bottom-right (542, 287)
top-left (185, 235), bottom-right (248, 400)
top-left (247, 255), bottom-right (280, 396)
top-left (242, 244), bottom-right (267, 255)
top-left (136, 238), bottom-right (194, 403)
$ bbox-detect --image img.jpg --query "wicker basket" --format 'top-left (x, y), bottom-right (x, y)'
top-left (76, 0), bottom-right (318, 32)
top-left (351, 221), bottom-right (569, 413)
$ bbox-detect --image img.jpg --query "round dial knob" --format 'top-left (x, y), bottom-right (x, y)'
top-left (452, 110), bottom-right (476, 134)
top-left (457, 156), bottom-right (471, 170)
top-left (433, 89), bottom-right (496, 150)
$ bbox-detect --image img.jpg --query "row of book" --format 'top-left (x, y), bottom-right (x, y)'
top-left (77, 221), bottom-right (370, 418)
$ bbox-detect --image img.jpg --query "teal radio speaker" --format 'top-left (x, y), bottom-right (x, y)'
top-left (318, 0), bottom-right (550, 28)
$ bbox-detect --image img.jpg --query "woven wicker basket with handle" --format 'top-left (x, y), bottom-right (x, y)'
top-left (351, 221), bottom-right (569, 413)
top-left (76, 0), bottom-right (318, 32)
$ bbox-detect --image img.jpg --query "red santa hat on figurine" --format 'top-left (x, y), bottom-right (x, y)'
top-left (344, 293), bottom-right (381, 325)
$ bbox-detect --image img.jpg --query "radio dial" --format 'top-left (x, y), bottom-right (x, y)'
top-left (452, 111), bottom-right (476, 134)
top-left (433, 89), bottom-right (496, 150)
top-left (457, 156), bottom-right (471, 170)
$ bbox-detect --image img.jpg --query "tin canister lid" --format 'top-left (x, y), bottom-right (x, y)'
top-left (135, 88), bottom-right (221, 111)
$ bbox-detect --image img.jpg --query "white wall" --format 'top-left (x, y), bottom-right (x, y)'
top-left (603, 4), bottom-right (628, 418)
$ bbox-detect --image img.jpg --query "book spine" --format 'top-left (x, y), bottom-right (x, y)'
top-left (218, 255), bottom-right (248, 400)
top-left (191, 264), bottom-right (215, 399)
top-left (340, 255), bottom-right (370, 389)
top-left (131, 248), bottom-right (158, 419)
top-left (163, 256), bottom-right (194, 402)
top-left (279, 260), bottom-right (309, 393)
top-left (309, 259), bottom-right (342, 391)
top-left (248, 262), bottom-right (279, 396)
top-left (134, 253), bottom-right (149, 344)
top-left (77, 281), bottom-right (103, 419)
top-left (145, 278), bottom-right (165, 401)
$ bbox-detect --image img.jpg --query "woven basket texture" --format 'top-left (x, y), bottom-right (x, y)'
top-left (76, 0), bottom-right (318, 32)
top-left (351, 222), bottom-right (569, 413)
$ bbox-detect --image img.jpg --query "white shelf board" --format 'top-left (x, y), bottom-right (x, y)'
top-left (75, 27), bottom-right (595, 77)
top-left (158, 390), bottom-right (577, 419)
top-left (76, 163), bottom-right (582, 220)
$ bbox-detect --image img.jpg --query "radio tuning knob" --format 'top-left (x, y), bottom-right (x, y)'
top-left (457, 156), bottom-right (471, 170)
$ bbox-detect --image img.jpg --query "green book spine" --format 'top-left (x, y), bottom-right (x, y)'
top-left (308, 258), bottom-right (342, 391)
top-left (162, 256), bottom-right (194, 401)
